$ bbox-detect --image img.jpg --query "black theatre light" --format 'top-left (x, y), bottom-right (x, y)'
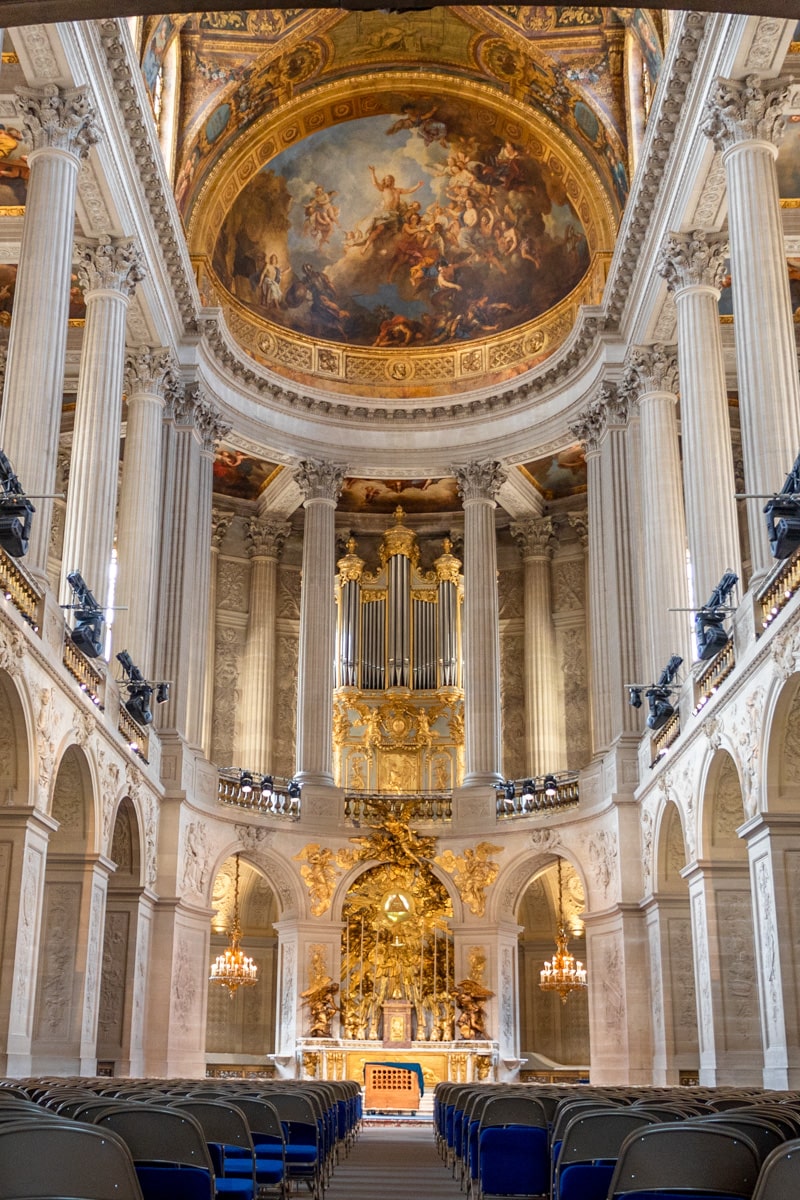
top-left (287, 779), bottom-right (301, 801)
top-left (67, 570), bottom-right (104, 659)
top-left (764, 451), bottom-right (800, 559)
top-left (0, 449), bottom-right (34, 559)
top-left (259, 775), bottom-right (274, 799)
top-left (695, 571), bottom-right (738, 662)
top-left (521, 779), bottom-right (535, 805)
top-left (155, 682), bottom-right (170, 705)
top-left (124, 685), bottom-right (153, 727)
top-left (645, 654), bottom-right (683, 732)
top-left (543, 774), bottom-right (559, 798)
top-left (239, 771), bottom-right (254, 795)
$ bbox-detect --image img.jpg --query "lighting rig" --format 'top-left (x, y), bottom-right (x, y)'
top-left (115, 650), bottom-right (170, 727)
top-left (220, 768), bottom-right (302, 814)
top-left (0, 449), bottom-right (35, 559)
top-left (63, 570), bottom-right (105, 659)
top-left (497, 773), bottom-right (569, 814)
top-left (627, 654), bottom-right (684, 732)
top-left (693, 570), bottom-right (738, 662)
top-left (763, 451), bottom-right (800, 560)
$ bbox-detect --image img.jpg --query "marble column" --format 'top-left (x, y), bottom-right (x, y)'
top-left (114, 346), bottom-right (172, 675)
top-left (454, 461), bottom-right (506, 787)
top-left (510, 515), bottom-right (563, 775)
top-left (0, 85), bottom-right (98, 579)
top-left (237, 514), bottom-right (291, 773)
top-left (60, 237), bottom-right (146, 609)
top-left (703, 74), bottom-right (799, 580)
top-left (201, 508), bottom-right (233, 760)
top-left (658, 230), bottom-right (742, 608)
top-left (626, 345), bottom-right (692, 677)
top-left (294, 460), bottom-right (344, 786)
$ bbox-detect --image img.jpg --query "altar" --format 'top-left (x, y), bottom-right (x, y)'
top-left (294, 1038), bottom-right (499, 1087)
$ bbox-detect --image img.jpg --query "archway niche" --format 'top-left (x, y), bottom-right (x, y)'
top-left (206, 856), bottom-right (279, 1075)
top-left (516, 859), bottom-right (589, 1075)
top-left (96, 797), bottom-right (145, 1075)
top-left (31, 744), bottom-right (99, 1073)
top-left (0, 670), bottom-right (29, 806)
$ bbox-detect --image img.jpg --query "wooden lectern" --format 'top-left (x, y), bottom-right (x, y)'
top-left (364, 1063), bottom-right (421, 1112)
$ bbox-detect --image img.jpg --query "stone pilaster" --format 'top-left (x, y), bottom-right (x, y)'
top-left (202, 507), bottom-right (234, 760)
top-left (658, 230), bottom-right (742, 607)
top-left (114, 346), bottom-right (172, 675)
top-left (510, 515), bottom-right (563, 775)
top-left (60, 236), bottom-right (146, 609)
top-left (454, 461), bottom-right (506, 787)
top-left (237, 515), bottom-right (291, 773)
top-left (626, 345), bottom-right (692, 677)
top-left (0, 85), bottom-right (99, 580)
top-left (294, 459), bottom-right (345, 786)
top-left (703, 75), bottom-right (800, 580)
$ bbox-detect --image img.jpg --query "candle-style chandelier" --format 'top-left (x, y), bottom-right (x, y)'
top-left (209, 853), bottom-right (258, 998)
top-left (539, 857), bottom-right (587, 1004)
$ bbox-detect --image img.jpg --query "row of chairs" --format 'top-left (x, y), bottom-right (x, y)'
top-left (0, 1075), bottom-right (361, 1200)
top-left (434, 1081), bottom-right (800, 1200)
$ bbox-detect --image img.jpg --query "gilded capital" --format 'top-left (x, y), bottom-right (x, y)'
top-left (511, 515), bottom-right (557, 560)
top-left (295, 459), bottom-right (346, 503)
top-left (625, 344), bottom-right (679, 397)
top-left (15, 83), bottom-right (100, 159)
top-left (453, 460), bottom-right (506, 503)
top-left (246, 514), bottom-right (291, 559)
top-left (658, 229), bottom-right (729, 293)
top-left (75, 234), bottom-right (146, 297)
top-left (702, 73), bottom-right (792, 152)
top-left (124, 345), bottom-right (172, 397)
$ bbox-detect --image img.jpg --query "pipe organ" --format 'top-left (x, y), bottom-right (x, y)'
top-left (333, 507), bottom-right (465, 794)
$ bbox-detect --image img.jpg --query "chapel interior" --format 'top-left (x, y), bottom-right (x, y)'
top-left (0, 2), bottom-right (797, 1097)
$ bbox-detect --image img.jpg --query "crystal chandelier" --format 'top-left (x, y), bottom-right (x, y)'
top-left (539, 858), bottom-right (587, 1004)
top-left (210, 853), bottom-right (258, 998)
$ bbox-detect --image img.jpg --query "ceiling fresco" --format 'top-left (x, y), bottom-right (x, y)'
top-left (338, 476), bottom-right (462, 514)
top-left (519, 446), bottom-right (587, 499)
top-left (212, 447), bottom-right (281, 499)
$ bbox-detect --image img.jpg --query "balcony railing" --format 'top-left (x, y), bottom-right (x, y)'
top-left (118, 705), bottom-right (150, 763)
top-left (218, 773), bottom-right (302, 820)
top-left (758, 545), bottom-right (800, 632)
top-left (63, 637), bottom-right (105, 708)
top-left (495, 774), bottom-right (580, 819)
top-left (650, 711), bottom-right (681, 766)
top-left (692, 641), bottom-right (736, 715)
top-left (343, 791), bottom-right (452, 823)
top-left (0, 545), bottom-right (42, 632)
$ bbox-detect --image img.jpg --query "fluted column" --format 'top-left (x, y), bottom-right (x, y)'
top-left (202, 508), bottom-right (233, 759)
top-left (703, 75), bottom-right (800, 580)
top-left (511, 515), bottom-right (563, 774)
top-left (60, 236), bottom-right (146, 608)
top-left (0, 85), bottom-right (98, 579)
top-left (658, 230), bottom-right (741, 607)
top-left (626, 345), bottom-right (692, 677)
top-left (237, 515), bottom-right (290, 773)
top-left (114, 346), bottom-right (172, 673)
top-left (454, 461), bottom-right (505, 786)
top-left (294, 460), bottom-right (345, 785)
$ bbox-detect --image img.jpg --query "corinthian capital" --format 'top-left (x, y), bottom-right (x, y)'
top-left (15, 83), bottom-right (100, 158)
top-left (625, 344), bottom-right (679, 397)
top-left (124, 345), bottom-right (172, 397)
top-left (196, 396), bottom-right (232, 452)
top-left (453, 460), bottom-right (506, 503)
top-left (570, 383), bottom-right (628, 451)
top-left (702, 74), bottom-right (792, 152)
top-left (511, 515), bottom-right (557, 559)
top-left (246, 515), bottom-right (291, 559)
top-left (658, 229), bottom-right (729, 293)
top-left (294, 459), bottom-right (346, 503)
top-left (75, 234), bottom-right (146, 297)
top-left (211, 507), bottom-right (234, 551)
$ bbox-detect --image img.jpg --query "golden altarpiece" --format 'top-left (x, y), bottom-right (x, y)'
top-left (333, 506), bottom-right (465, 797)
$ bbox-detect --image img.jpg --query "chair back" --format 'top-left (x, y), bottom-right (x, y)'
top-left (479, 1093), bottom-right (548, 1130)
top-left (607, 1122), bottom-right (761, 1198)
top-left (172, 1099), bottom-right (256, 1153)
top-left (94, 1104), bottom-right (215, 1172)
top-left (752, 1137), bottom-right (800, 1200)
top-left (558, 1109), bottom-right (660, 1167)
top-left (0, 1118), bottom-right (144, 1200)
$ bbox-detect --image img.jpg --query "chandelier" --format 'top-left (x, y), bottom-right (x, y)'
top-left (539, 858), bottom-right (587, 1004)
top-left (210, 853), bottom-right (258, 998)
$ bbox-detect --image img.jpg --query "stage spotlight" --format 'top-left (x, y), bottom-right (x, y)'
top-left (543, 774), bottom-right (559, 798)
top-left (155, 682), bottom-right (170, 705)
top-left (124, 685), bottom-right (153, 727)
top-left (695, 571), bottom-right (738, 662)
top-left (259, 774), bottom-right (274, 799)
top-left (240, 771), bottom-right (254, 795)
top-left (503, 780), bottom-right (516, 802)
top-left (521, 779), bottom-right (535, 807)
top-left (627, 686), bottom-right (643, 709)
top-left (287, 779), bottom-right (301, 800)
top-left (764, 451), bottom-right (800, 559)
top-left (66, 570), bottom-right (104, 659)
top-left (644, 654), bottom-right (683, 732)
top-left (0, 449), bottom-right (34, 559)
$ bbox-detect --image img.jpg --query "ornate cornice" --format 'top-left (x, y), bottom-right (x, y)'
top-left (245, 515), bottom-right (291, 559)
top-left (75, 234), bottom-right (146, 297)
top-left (15, 83), bottom-right (99, 158)
top-left (453, 461), bottom-right (506, 504)
top-left (294, 459), bottom-right (346, 503)
top-left (511, 515), bottom-right (557, 560)
top-left (124, 345), bottom-right (172, 397)
top-left (625, 344), bottom-right (679, 397)
top-left (702, 73), bottom-right (792, 152)
top-left (658, 228), bottom-right (729, 293)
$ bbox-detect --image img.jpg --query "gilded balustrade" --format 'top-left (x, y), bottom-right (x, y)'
top-left (0, 544), bottom-right (42, 631)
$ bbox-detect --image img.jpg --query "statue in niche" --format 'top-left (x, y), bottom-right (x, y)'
top-left (301, 950), bottom-right (340, 1038)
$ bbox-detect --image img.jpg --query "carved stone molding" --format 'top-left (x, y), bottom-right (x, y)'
top-left (175, 384), bottom-right (231, 450)
top-left (15, 83), bottom-right (100, 158)
top-left (124, 345), bottom-right (172, 397)
top-left (511, 515), bottom-right (557, 559)
top-left (658, 229), bottom-right (729, 293)
top-left (294, 459), bottom-right (346, 503)
top-left (703, 74), bottom-right (792, 152)
top-left (75, 235), bottom-right (146, 298)
top-left (626, 344), bottom-right (679, 396)
top-left (210, 508), bottom-right (234, 552)
top-left (744, 18), bottom-right (789, 71)
top-left (570, 382), bottom-right (628, 452)
top-left (566, 511), bottom-right (588, 549)
top-left (453, 461), bottom-right (506, 503)
top-left (246, 514), bottom-right (291, 559)
top-left (691, 156), bottom-right (728, 229)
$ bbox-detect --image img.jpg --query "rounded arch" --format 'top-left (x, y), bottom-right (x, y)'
top-left (762, 670), bottom-right (800, 813)
top-left (0, 666), bottom-right (32, 806)
top-left (108, 796), bottom-right (143, 887)
top-left (207, 836), bottom-right (303, 922)
top-left (654, 798), bottom-right (690, 894)
top-left (330, 855), bottom-right (464, 925)
top-left (699, 748), bottom-right (747, 863)
top-left (49, 743), bottom-right (96, 854)
top-left (490, 840), bottom-right (590, 925)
